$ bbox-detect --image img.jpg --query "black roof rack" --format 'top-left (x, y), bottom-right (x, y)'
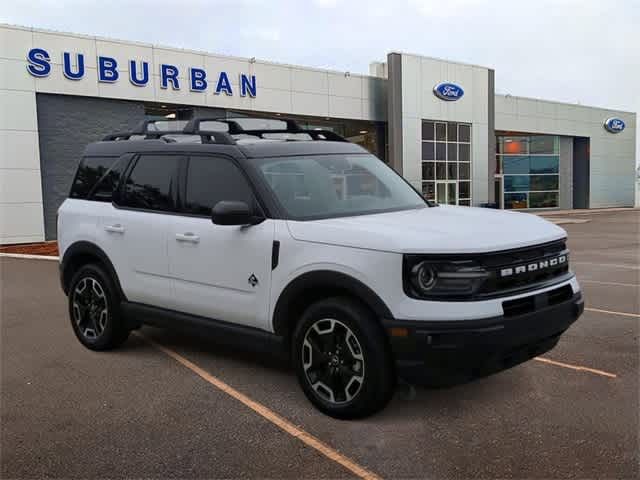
top-left (101, 116), bottom-right (348, 144)
top-left (102, 119), bottom-right (236, 144)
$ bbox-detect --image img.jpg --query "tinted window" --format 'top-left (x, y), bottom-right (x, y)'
top-left (256, 154), bottom-right (425, 220)
top-left (458, 124), bottom-right (471, 143)
top-left (184, 156), bottom-right (253, 216)
top-left (70, 156), bottom-right (119, 199)
top-left (91, 157), bottom-right (126, 202)
top-left (122, 155), bottom-right (179, 212)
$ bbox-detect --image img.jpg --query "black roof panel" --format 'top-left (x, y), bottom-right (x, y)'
top-left (238, 140), bottom-right (366, 158)
top-left (83, 138), bottom-right (367, 159)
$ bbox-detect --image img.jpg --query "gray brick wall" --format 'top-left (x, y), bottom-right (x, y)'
top-left (36, 94), bottom-right (145, 240)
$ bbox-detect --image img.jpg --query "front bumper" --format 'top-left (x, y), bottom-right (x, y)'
top-left (383, 288), bottom-right (584, 386)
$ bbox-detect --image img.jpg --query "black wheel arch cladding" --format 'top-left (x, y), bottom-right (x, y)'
top-left (61, 241), bottom-right (126, 300)
top-left (272, 270), bottom-right (394, 336)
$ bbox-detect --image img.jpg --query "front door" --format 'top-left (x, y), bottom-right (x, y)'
top-left (436, 181), bottom-right (457, 205)
top-left (168, 155), bottom-right (275, 331)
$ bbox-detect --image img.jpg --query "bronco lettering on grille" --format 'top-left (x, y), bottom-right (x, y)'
top-left (499, 254), bottom-right (567, 278)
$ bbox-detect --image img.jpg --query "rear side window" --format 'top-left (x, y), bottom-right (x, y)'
top-left (121, 154), bottom-right (179, 212)
top-left (70, 156), bottom-right (121, 200)
top-left (183, 156), bottom-right (254, 216)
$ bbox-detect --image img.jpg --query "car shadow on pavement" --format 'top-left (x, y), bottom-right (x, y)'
top-left (122, 325), bottom-right (292, 374)
top-left (116, 324), bottom-right (534, 424)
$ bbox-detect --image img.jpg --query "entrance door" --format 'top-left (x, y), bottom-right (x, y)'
top-left (436, 181), bottom-right (457, 205)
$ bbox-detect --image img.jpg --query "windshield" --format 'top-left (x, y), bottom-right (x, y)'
top-left (254, 154), bottom-right (427, 220)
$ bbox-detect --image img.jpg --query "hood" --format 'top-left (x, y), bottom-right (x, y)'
top-left (286, 205), bottom-right (567, 254)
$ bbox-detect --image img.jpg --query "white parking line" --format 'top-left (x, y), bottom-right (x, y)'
top-left (585, 307), bottom-right (640, 319)
top-left (580, 279), bottom-right (640, 288)
top-left (136, 332), bottom-right (382, 480)
top-left (572, 261), bottom-right (640, 271)
top-left (534, 357), bottom-right (617, 378)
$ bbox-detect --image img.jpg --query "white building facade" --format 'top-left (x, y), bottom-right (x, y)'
top-left (0, 24), bottom-right (636, 244)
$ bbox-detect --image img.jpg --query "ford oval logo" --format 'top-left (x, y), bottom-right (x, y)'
top-left (604, 117), bottom-right (625, 133)
top-left (433, 82), bottom-right (464, 101)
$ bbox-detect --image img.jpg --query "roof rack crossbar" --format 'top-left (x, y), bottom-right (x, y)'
top-left (182, 117), bottom-right (230, 134)
top-left (194, 131), bottom-right (237, 144)
top-left (102, 132), bottom-right (134, 141)
top-left (183, 116), bottom-right (305, 135)
top-left (131, 119), bottom-right (157, 135)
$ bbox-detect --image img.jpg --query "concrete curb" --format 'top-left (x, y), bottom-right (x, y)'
top-left (548, 218), bottom-right (591, 225)
top-left (538, 207), bottom-right (639, 217)
top-left (0, 253), bottom-right (59, 261)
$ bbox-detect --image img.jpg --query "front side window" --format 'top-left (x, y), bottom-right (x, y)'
top-left (121, 155), bottom-right (179, 212)
top-left (183, 156), bottom-right (254, 216)
top-left (254, 154), bottom-right (426, 220)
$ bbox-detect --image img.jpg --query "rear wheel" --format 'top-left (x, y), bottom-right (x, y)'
top-left (292, 297), bottom-right (395, 419)
top-left (68, 264), bottom-right (129, 350)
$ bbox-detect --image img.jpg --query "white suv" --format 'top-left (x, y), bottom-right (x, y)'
top-left (58, 117), bottom-right (584, 418)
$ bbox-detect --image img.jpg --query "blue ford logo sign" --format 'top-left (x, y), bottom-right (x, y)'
top-left (603, 117), bottom-right (625, 134)
top-left (433, 82), bottom-right (464, 101)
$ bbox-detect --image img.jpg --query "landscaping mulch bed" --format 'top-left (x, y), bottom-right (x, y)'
top-left (0, 241), bottom-right (59, 257)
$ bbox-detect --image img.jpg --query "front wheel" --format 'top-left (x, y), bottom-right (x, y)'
top-left (292, 297), bottom-right (395, 419)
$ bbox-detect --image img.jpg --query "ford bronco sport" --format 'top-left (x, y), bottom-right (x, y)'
top-left (58, 117), bottom-right (584, 418)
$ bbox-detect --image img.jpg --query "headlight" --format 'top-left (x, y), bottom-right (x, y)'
top-left (404, 256), bottom-right (489, 300)
top-left (411, 262), bottom-right (437, 291)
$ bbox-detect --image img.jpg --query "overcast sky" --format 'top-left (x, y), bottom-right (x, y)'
top-left (2, 0), bottom-right (638, 164)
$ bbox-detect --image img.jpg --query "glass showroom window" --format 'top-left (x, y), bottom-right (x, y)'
top-left (497, 135), bottom-right (560, 209)
top-left (421, 121), bottom-right (472, 206)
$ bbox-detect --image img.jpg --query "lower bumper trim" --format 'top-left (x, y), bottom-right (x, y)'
top-left (383, 292), bottom-right (584, 386)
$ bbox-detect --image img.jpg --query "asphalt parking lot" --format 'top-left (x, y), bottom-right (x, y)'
top-left (1, 210), bottom-right (638, 479)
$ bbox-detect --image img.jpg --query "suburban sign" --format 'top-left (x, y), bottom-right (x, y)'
top-left (433, 82), bottom-right (464, 101)
top-left (25, 48), bottom-right (257, 97)
top-left (603, 117), bottom-right (625, 134)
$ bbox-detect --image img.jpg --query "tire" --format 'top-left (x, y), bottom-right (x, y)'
top-left (68, 263), bottom-right (129, 351)
top-left (292, 296), bottom-right (395, 419)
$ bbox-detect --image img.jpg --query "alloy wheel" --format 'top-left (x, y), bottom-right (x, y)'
top-left (302, 318), bottom-right (365, 404)
top-left (72, 277), bottom-right (108, 340)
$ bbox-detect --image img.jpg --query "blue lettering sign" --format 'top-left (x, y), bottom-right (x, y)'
top-left (24, 48), bottom-right (259, 97)
top-left (98, 56), bottom-right (119, 83)
top-left (190, 68), bottom-right (207, 92)
top-left (129, 60), bottom-right (149, 87)
top-left (215, 71), bottom-right (233, 95)
top-left (160, 64), bottom-right (180, 90)
top-left (62, 52), bottom-right (85, 80)
top-left (433, 82), bottom-right (464, 101)
top-left (26, 48), bottom-right (51, 77)
top-left (240, 74), bottom-right (256, 97)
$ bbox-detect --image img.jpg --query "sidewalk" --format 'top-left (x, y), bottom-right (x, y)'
top-left (535, 207), bottom-right (639, 216)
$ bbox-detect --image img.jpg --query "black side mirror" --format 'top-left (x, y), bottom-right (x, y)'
top-left (211, 201), bottom-right (264, 226)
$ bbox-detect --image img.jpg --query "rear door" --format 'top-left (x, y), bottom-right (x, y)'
top-left (105, 153), bottom-right (181, 309)
top-left (168, 154), bottom-right (275, 330)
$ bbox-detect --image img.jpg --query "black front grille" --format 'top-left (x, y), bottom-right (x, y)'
top-left (476, 240), bottom-right (570, 298)
top-left (502, 284), bottom-right (574, 317)
top-left (403, 239), bottom-right (572, 301)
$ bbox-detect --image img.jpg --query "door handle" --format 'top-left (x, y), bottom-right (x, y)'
top-left (175, 232), bottom-right (200, 244)
top-left (104, 224), bottom-right (125, 234)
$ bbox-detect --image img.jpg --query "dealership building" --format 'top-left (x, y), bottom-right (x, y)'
top-left (0, 23), bottom-right (637, 244)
